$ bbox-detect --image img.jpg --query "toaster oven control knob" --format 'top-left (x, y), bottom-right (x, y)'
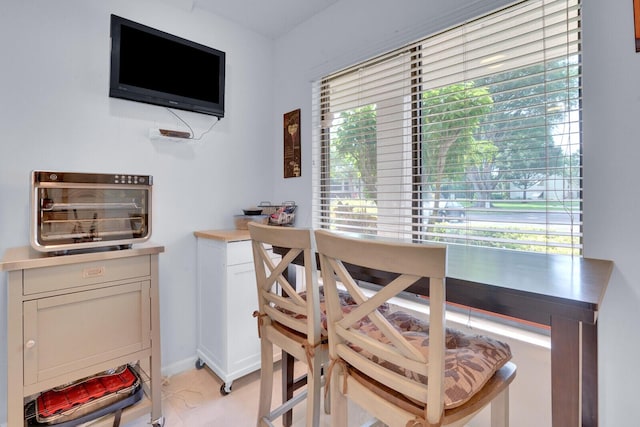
top-left (25, 339), bottom-right (36, 349)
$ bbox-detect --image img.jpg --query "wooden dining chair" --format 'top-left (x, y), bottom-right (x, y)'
top-left (314, 229), bottom-right (517, 427)
top-left (248, 222), bottom-right (327, 427)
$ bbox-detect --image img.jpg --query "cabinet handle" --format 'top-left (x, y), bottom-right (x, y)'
top-left (25, 340), bottom-right (36, 349)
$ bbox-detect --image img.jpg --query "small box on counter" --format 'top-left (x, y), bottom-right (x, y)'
top-left (234, 215), bottom-right (269, 230)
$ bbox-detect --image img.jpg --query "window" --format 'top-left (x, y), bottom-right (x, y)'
top-left (312, 0), bottom-right (581, 255)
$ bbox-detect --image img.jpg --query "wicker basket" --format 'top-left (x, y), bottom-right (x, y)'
top-left (258, 201), bottom-right (297, 226)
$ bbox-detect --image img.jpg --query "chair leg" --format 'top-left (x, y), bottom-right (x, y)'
top-left (282, 352), bottom-right (295, 427)
top-left (330, 367), bottom-right (348, 426)
top-left (490, 388), bottom-right (509, 427)
top-left (257, 338), bottom-right (274, 427)
top-left (306, 356), bottom-right (323, 427)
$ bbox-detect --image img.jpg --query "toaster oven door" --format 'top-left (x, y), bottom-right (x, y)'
top-left (31, 182), bottom-right (151, 252)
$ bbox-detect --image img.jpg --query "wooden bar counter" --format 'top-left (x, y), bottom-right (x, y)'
top-left (274, 239), bottom-right (613, 427)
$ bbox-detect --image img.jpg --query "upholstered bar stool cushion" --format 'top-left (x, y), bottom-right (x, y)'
top-left (346, 309), bottom-right (512, 409)
top-left (278, 287), bottom-right (389, 335)
top-left (347, 359), bottom-right (517, 425)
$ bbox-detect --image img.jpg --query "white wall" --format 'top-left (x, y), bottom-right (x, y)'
top-left (582, 1), bottom-right (640, 426)
top-left (0, 0), bottom-right (276, 421)
top-left (271, 0), bottom-right (640, 426)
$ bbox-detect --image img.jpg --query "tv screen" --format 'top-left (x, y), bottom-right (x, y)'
top-left (110, 15), bottom-right (226, 118)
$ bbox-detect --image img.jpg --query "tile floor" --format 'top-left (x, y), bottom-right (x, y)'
top-left (115, 361), bottom-right (378, 427)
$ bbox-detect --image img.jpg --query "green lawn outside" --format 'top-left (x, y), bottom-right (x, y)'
top-left (329, 198), bottom-right (581, 255)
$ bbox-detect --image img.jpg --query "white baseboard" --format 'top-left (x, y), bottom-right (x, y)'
top-left (161, 356), bottom-right (200, 378)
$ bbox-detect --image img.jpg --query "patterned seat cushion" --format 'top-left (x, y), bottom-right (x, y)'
top-left (346, 309), bottom-right (512, 409)
top-left (276, 287), bottom-right (389, 329)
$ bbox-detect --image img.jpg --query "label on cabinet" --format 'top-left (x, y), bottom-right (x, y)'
top-left (83, 266), bottom-right (106, 278)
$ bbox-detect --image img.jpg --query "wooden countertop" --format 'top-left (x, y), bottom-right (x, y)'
top-left (193, 229), bottom-right (250, 242)
top-left (0, 242), bottom-right (165, 272)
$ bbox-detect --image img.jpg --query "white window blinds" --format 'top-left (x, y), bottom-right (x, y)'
top-left (312, 0), bottom-right (581, 255)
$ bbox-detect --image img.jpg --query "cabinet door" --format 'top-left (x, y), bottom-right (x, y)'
top-left (226, 262), bottom-right (262, 374)
top-left (23, 281), bottom-right (151, 385)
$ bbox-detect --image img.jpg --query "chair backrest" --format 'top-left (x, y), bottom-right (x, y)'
top-left (314, 229), bottom-right (448, 425)
top-left (248, 222), bottom-right (322, 346)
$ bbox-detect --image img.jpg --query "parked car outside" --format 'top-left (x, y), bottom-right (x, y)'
top-left (437, 201), bottom-right (466, 221)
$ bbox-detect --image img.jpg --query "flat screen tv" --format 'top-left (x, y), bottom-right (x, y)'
top-left (109, 14), bottom-right (226, 118)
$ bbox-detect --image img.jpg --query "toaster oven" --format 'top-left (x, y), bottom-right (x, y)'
top-left (30, 171), bottom-right (152, 253)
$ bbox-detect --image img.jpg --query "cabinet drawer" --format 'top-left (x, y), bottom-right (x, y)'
top-left (227, 240), bottom-right (275, 266)
top-left (23, 256), bottom-right (150, 295)
top-left (227, 240), bottom-right (253, 265)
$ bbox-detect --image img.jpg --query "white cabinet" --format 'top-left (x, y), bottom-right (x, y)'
top-left (194, 230), bottom-right (279, 394)
top-left (0, 244), bottom-right (164, 427)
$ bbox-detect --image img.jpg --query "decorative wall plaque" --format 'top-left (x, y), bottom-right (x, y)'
top-left (635, 0), bottom-right (640, 51)
top-left (283, 109), bottom-right (301, 178)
